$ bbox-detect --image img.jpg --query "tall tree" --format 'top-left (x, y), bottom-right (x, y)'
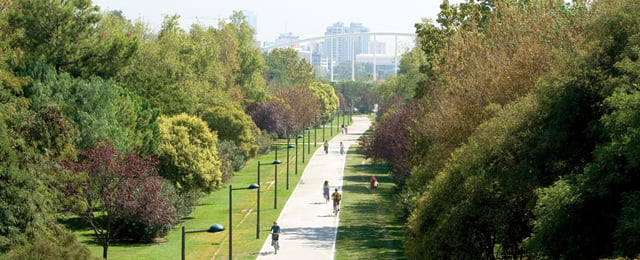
top-left (264, 48), bottom-right (314, 89)
top-left (5, 0), bottom-right (137, 78)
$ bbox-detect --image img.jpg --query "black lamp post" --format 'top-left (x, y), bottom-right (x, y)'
top-left (313, 119), bottom-right (318, 147)
top-left (330, 113), bottom-right (333, 136)
top-left (256, 160), bottom-right (281, 239)
top-left (274, 143), bottom-right (295, 190)
top-left (182, 224), bottom-right (225, 260)
top-left (337, 109), bottom-right (341, 133)
top-left (296, 135), bottom-right (303, 174)
top-left (271, 144), bottom-right (294, 208)
top-left (321, 115), bottom-right (326, 142)
top-left (229, 184), bottom-right (258, 260)
top-left (306, 127), bottom-right (311, 155)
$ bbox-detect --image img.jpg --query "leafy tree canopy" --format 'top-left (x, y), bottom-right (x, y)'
top-left (157, 113), bottom-right (223, 193)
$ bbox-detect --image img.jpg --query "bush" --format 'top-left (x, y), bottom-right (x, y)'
top-left (4, 232), bottom-right (96, 260)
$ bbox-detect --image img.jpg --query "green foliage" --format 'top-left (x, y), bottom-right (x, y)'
top-left (404, 0), bottom-right (640, 259)
top-left (264, 48), bottom-right (314, 88)
top-left (5, 0), bottom-right (136, 78)
top-left (224, 11), bottom-right (268, 104)
top-left (216, 140), bottom-right (244, 182)
top-left (334, 81), bottom-right (375, 113)
top-left (200, 104), bottom-right (258, 158)
top-left (308, 81), bottom-right (339, 118)
top-left (408, 0), bottom-right (584, 191)
top-left (157, 113), bottom-right (223, 193)
top-left (23, 64), bottom-right (158, 154)
top-left (4, 231), bottom-right (96, 260)
top-left (0, 91), bottom-right (66, 253)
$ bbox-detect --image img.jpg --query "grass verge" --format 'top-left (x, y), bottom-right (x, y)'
top-left (335, 145), bottom-right (406, 260)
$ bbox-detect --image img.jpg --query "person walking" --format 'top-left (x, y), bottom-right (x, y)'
top-left (339, 142), bottom-right (345, 155)
top-left (370, 176), bottom-right (378, 193)
top-left (331, 188), bottom-right (342, 216)
top-left (323, 141), bottom-right (329, 154)
top-left (323, 180), bottom-right (330, 203)
top-left (270, 221), bottom-right (281, 254)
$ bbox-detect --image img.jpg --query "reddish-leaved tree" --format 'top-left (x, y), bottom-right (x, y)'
top-left (61, 141), bottom-right (177, 259)
top-left (361, 103), bottom-right (415, 182)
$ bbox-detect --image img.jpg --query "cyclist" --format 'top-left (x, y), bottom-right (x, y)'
top-left (331, 188), bottom-right (342, 216)
top-left (270, 221), bottom-right (281, 254)
top-left (323, 180), bottom-right (330, 203)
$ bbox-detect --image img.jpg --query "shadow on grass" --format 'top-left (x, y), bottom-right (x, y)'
top-left (60, 217), bottom-right (171, 248)
top-left (339, 200), bottom-right (406, 259)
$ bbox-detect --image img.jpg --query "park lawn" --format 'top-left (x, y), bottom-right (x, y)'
top-left (66, 136), bottom-right (325, 259)
top-left (335, 144), bottom-right (406, 260)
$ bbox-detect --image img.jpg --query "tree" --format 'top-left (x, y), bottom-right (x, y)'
top-left (308, 81), bottom-right (339, 118)
top-left (246, 98), bottom-right (295, 138)
top-left (361, 103), bottom-right (415, 182)
top-left (5, 0), bottom-right (137, 78)
top-left (201, 104), bottom-right (259, 158)
top-left (157, 113), bottom-right (223, 193)
top-left (61, 141), bottom-right (177, 259)
top-left (23, 65), bottom-right (158, 154)
top-left (264, 48), bottom-right (314, 89)
top-left (223, 11), bottom-right (268, 104)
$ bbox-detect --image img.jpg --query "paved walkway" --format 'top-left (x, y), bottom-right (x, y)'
top-left (256, 115), bottom-right (372, 259)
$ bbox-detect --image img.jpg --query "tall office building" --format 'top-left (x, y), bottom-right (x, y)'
top-left (322, 22), bottom-right (370, 65)
top-left (241, 10), bottom-right (258, 41)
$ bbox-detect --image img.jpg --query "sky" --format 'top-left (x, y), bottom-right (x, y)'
top-left (91, 0), bottom-right (462, 44)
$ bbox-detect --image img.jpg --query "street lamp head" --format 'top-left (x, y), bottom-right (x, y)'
top-left (272, 160), bottom-right (282, 165)
top-left (207, 224), bottom-right (225, 233)
top-left (248, 183), bottom-right (259, 189)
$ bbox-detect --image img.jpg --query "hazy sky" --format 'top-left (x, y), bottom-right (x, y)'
top-left (92, 0), bottom-right (462, 43)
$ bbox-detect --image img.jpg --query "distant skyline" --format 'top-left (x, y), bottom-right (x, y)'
top-left (92, 0), bottom-right (464, 43)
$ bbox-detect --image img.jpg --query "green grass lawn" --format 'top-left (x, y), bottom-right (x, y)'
top-left (335, 145), bottom-right (406, 260)
top-left (66, 118), bottom-right (401, 260)
top-left (66, 127), bottom-right (332, 260)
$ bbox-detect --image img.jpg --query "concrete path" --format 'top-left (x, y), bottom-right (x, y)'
top-left (256, 115), bottom-right (371, 259)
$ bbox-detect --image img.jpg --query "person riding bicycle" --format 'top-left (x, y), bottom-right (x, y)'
top-left (270, 221), bottom-right (281, 254)
top-left (331, 188), bottom-right (342, 215)
top-left (323, 180), bottom-right (330, 203)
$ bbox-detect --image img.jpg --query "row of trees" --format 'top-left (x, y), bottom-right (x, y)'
top-left (363, 0), bottom-right (640, 259)
top-left (0, 0), bottom-right (341, 258)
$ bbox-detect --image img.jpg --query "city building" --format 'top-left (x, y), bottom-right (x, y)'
top-left (322, 22), bottom-right (371, 65)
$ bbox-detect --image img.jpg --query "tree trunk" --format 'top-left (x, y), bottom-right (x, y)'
top-left (102, 238), bottom-right (109, 259)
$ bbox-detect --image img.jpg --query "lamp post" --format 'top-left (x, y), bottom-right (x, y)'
top-left (256, 160), bottom-right (281, 239)
top-left (182, 224), bottom-right (225, 260)
top-left (321, 115), bottom-right (326, 142)
top-left (296, 135), bottom-right (303, 174)
top-left (306, 127), bottom-right (311, 155)
top-left (271, 144), bottom-right (294, 208)
top-left (229, 184), bottom-right (258, 260)
top-left (330, 113), bottom-right (333, 136)
top-left (313, 119), bottom-right (318, 147)
top-left (337, 109), bottom-right (341, 133)
top-left (273, 143), bottom-right (295, 190)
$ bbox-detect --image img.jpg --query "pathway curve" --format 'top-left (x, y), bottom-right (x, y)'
top-left (256, 115), bottom-right (372, 259)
